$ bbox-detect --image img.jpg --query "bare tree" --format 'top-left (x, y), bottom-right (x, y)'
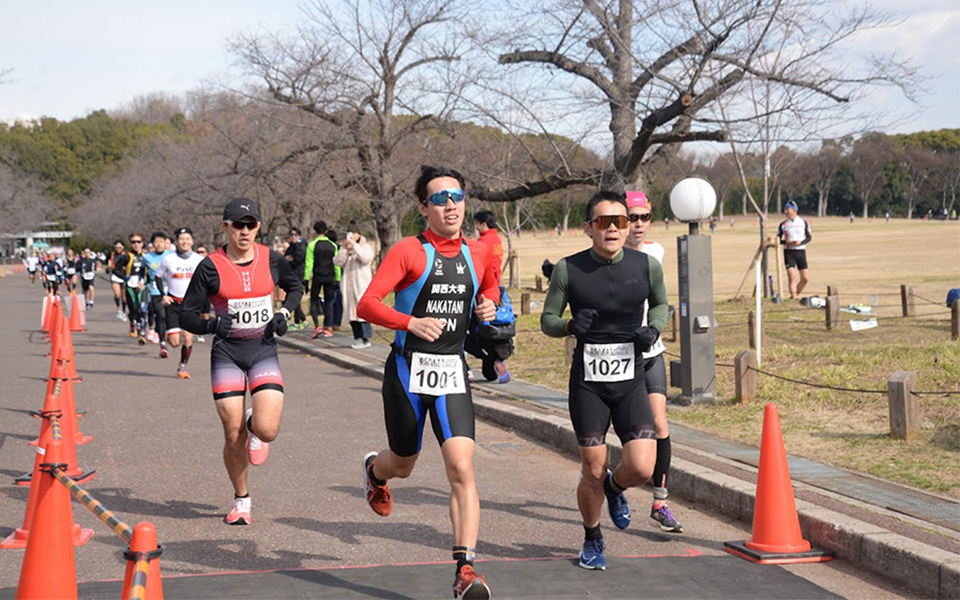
top-left (811, 140), bottom-right (842, 217)
top-left (0, 162), bottom-right (53, 236)
top-left (232, 0), bottom-right (474, 252)
top-left (849, 133), bottom-right (891, 219)
top-left (491, 0), bottom-right (919, 199)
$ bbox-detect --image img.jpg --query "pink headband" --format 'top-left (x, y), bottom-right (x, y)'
top-left (626, 191), bottom-right (649, 208)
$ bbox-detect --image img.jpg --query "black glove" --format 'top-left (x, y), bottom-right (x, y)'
top-left (266, 311), bottom-right (288, 338)
top-left (208, 314), bottom-right (233, 337)
top-left (567, 309), bottom-right (598, 337)
top-left (633, 326), bottom-right (659, 352)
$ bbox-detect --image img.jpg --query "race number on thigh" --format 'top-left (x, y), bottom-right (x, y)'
top-left (583, 343), bottom-right (635, 383)
top-left (408, 352), bottom-right (466, 396)
top-left (227, 295), bottom-right (273, 330)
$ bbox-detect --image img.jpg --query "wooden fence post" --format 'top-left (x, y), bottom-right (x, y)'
top-left (952, 299), bottom-right (959, 341)
top-left (508, 251), bottom-right (519, 288)
top-left (747, 310), bottom-right (758, 349)
top-left (827, 284), bottom-right (839, 298)
top-left (535, 275), bottom-right (543, 293)
top-left (564, 336), bottom-right (576, 366)
top-left (825, 295), bottom-right (840, 331)
top-left (887, 371), bottom-right (919, 441)
top-left (901, 284), bottom-right (915, 317)
top-left (520, 293), bottom-right (531, 315)
top-left (670, 306), bottom-right (679, 342)
top-left (735, 350), bottom-right (758, 403)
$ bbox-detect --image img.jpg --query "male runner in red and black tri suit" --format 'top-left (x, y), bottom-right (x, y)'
top-left (357, 165), bottom-right (498, 600)
top-left (179, 198), bottom-right (303, 526)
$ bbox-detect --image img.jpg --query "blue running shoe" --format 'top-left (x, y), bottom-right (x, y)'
top-left (579, 537), bottom-right (606, 570)
top-left (603, 470), bottom-right (631, 529)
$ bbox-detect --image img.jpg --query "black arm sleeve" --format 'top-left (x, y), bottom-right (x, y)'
top-left (802, 222), bottom-right (812, 245)
top-left (179, 258), bottom-right (219, 334)
top-left (271, 250), bottom-right (304, 312)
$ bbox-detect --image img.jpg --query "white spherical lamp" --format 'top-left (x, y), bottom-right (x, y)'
top-left (670, 178), bottom-right (717, 223)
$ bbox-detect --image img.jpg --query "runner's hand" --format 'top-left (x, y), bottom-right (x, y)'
top-left (162, 295), bottom-right (173, 306)
top-left (408, 316), bottom-right (445, 342)
top-left (474, 294), bottom-right (497, 322)
top-left (209, 314), bottom-right (233, 337)
top-left (633, 326), bottom-right (659, 352)
top-left (567, 309), bottom-right (598, 337)
top-left (266, 312), bottom-right (288, 338)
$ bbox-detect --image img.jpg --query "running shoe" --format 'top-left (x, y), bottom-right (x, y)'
top-left (196, 335), bottom-right (205, 343)
top-left (245, 408), bottom-right (269, 466)
top-left (453, 565), bottom-right (491, 599)
top-left (310, 325), bottom-right (325, 339)
top-left (129, 328), bottom-right (137, 338)
top-left (467, 370), bottom-right (476, 383)
top-left (650, 504), bottom-right (683, 533)
top-left (159, 347), bottom-right (169, 359)
top-left (321, 328), bottom-right (333, 338)
top-left (578, 537), bottom-right (606, 570)
top-left (137, 335), bottom-right (146, 346)
top-left (177, 366), bottom-right (191, 379)
top-left (350, 340), bottom-right (371, 349)
top-left (116, 310), bottom-right (124, 320)
top-left (224, 496), bottom-right (251, 525)
top-left (493, 359), bottom-right (511, 384)
top-left (603, 470), bottom-right (631, 530)
top-left (362, 451), bottom-right (393, 517)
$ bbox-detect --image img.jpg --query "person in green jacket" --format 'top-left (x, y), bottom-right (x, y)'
top-left (305, 220), bottom-right (339, 339)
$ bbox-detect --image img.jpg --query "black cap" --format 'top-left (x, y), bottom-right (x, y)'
top-left (223, 198), bottom-right (261, 223)
top-left (173, 227), bottom-right (193, 237)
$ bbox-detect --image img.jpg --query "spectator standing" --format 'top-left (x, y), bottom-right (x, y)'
top-left (333, 231), bottom-right (375, 348)
top-left (284, 227), bottom-right (308, 330)
top-left (327, 230), bottom-right (344, 331)
top-left (305, 221), bottom-right (339, 339)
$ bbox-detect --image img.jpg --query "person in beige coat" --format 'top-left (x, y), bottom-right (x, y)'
top-left (334, 231), bottom-right (375, 348)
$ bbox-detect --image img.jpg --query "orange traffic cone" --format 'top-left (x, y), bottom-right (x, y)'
top-left (14, 439), bottom-right (80, 600)
top-left (60, 375), bottom-right (92, 447)
top-left (2, 398), bottom-right (94, 549)
top-left (724, 404), bottom-right (833, 564)
top-left (61, 317), bottom-right (83, 382)
top-left (69, 292), bottom-right (85, 332)
top-left (44, 299), bottom-right (62, 349)
top-left (40, 295), bottom-right (52, 332)
top-left (121, 522), bottom-right (165, 600)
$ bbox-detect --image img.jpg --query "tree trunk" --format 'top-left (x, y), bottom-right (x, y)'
top-left (907, 204), bottom-right (914, 220)
top-left (862, 198), bottom-right (870, 220)
top-left (371, 199), bottom-right (403, 260)
top-left (562, 207), bottom-right (571, 232)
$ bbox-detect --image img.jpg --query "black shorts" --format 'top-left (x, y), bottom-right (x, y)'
top-left (81, 278), bottom-right (94, 292)
top-left (165, 301), bottom-right (184, 334)
top-left (381, 350), bottom-right (475, 457)
top-left (784, 249), bottom-right (808, 270)
top-left (643, 354), bottom-right (668, 396)
top-left (568, 360), bottom-right (656, 447)
top-left (210, 337), bottom-right (284, 400)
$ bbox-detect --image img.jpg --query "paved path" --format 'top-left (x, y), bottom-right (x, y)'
top-left (0, 274), bottom-right (909, 598)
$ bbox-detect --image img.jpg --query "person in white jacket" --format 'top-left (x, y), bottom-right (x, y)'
top-left (334, 231), bottom-right (375, 348)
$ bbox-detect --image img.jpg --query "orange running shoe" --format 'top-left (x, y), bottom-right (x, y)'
top-left (177, 366), bottom-right (191, 379)
top-left (453, 565), bottom-right (491, 599)
top-left (224, 497), bottom-right (251, 525)
top-left (362, 452), bottom-right (393, 517)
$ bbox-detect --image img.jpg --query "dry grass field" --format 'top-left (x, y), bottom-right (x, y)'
top-left (501, 217), bottom-right (960, 497)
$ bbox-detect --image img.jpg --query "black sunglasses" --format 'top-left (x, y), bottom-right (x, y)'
top-left (227, 221), bottom-right (258, 231)
top-left (628, 213), bottom-right (653, 223)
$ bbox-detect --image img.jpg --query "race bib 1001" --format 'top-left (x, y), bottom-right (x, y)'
top-left (583, 343), bottom-right (635, 383)
top-left (408, 352), bottom-right (466, 396)
top-left (228, 294), bottom-right (273, 330)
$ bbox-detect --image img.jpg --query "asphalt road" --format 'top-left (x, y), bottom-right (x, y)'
top-left (0, 274), bottom-right (908, 598)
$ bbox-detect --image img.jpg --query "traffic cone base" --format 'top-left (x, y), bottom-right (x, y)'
top-left (723, 540), bottom-right (832, 564)
top-left (725, 404), bottom-right (834, 565)
top-left (14, 468), bottom-right (95, 487)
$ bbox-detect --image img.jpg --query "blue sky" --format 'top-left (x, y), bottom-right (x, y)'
top-left (1, 1), bottom-right (957, 135)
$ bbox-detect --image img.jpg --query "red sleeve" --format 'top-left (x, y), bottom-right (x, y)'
top-left (466, 239), bottom-right (500, 305)
top-left (356, 237), bottom-right (426, 331)
top-left (478, 231), bottom-right (503, 285)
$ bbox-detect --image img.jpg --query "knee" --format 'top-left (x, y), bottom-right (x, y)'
top-left (223, 429), bottom-right (245, 452)
top-left (580, 460), bottom-right (607, 486)
top-left (256, 424), bottom-right (279, 443)
top-left (445, 457), bottom-right (475, 486)
top-left (168, 338), bottom-right (181, 348)
top-left (800, 271), bottom-right (811, 283)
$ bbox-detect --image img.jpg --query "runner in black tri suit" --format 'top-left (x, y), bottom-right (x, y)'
top-left (541, 191), bottom-right (669, 571)
top-left (64, 249), bottom-right (79, 294)
top-left (180, 199), bottom-right (302, 526)
top-left (79, 248), bottom-right (98, 309)
top-left (356, 166), bottom-right (498, 600)
top-left (122, 234), bottom-right (148, 343)
top-left (108, 241), bottom-right (129, 321)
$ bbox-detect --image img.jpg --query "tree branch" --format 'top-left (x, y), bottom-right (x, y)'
top-left (470, 169), bottom-right (603, 202)
top-left (498, 49), bottom-right (614, 97)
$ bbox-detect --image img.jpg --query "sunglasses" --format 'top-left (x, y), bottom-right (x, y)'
top-left (591, 214), bottom-right (629, 230)
top-left (628, 213), bottom-right (653, 223)
top-left (227, 220), bottom-right (258, 230)
top-left (425, 188), bottom-right (465, 206)
top-left (130, 239), bottom-right (143, 244)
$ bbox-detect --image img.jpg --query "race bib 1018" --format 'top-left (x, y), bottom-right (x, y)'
top-left (228, 294), bottom-right (273, 330)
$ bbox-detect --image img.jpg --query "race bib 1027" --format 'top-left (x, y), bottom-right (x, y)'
top-left (583, 343), bottom-right (635, 383)
top-left (408, 352), bottom-right (466, 396)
